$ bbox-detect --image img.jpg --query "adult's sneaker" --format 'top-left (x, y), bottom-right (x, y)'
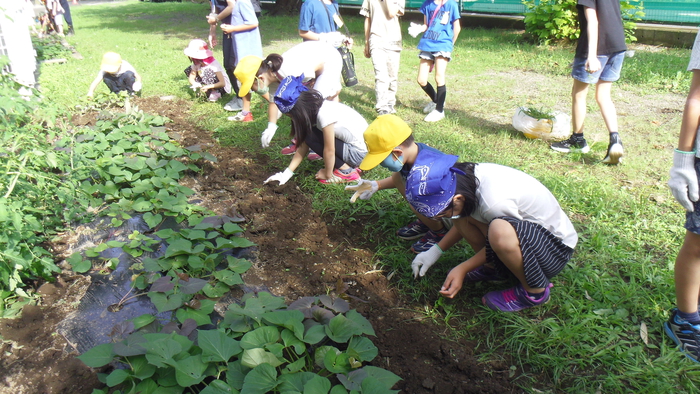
top-left (424, 109), bottom-right (445, 122)
top-left (227, 112), bottom-right (253, 122)
top-left (410, 227), bottom-right (448, 253)
top-left (550, 134), bottom-right (590, 153)
top-left (224, 98), bottom-right (243, 112)
top-left (664, 308), bottom-right (700, 363)
top-left (602, 133), bottom-right (624, 165)
top-left (482, 283), bottom-right (553, 312)
top-left (396, 220), bottom-right (430, 240)
top-left (423, 101), bottom-right (437, 114)
top-left (465, 265), bottom-right (509, 282)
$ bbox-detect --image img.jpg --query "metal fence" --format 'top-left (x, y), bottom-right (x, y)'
top-left (336, 0), bottom-right (700, 25)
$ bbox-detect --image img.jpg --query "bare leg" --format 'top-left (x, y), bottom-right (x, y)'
top-left (675, 231), bottom-right (700, 314)
top-left (595, 81), bottom-right (618, 134)
top-left (572, 79), bottom-right (590, 134)
top-left (488, 219), bottom-right (544, 294)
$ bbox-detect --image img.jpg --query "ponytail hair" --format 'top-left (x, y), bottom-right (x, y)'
top-left (258, 54), bottom-right (283, 76)
top-left (287, 90), bottom-right (325, 146)
top-left (452, 162), bottom-right (479, 217)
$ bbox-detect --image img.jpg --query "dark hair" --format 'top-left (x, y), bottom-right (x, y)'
top-left (452, 162), bottom-right (479, 217)
top-left (399, 134), bottom-right (414, 148)
top-left (257, 54), bottom-right (283, 76)
top-left (287, 90), bottom-right (325, 145)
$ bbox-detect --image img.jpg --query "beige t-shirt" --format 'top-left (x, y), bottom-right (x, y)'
top-left (359, 0), bottom-right (404, 48)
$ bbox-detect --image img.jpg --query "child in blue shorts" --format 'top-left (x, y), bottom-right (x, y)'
top-left (664, 30), bottom-right (700, 363)
top-left (550, 0), bottom-right (627, 165)
top-left (408, 0), bottom-right (461, 122)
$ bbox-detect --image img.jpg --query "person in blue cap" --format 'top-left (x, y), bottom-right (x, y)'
top-left (404, 154), bottom-right (578, 312)
top-left (264, 76), bottom-right (368, 185)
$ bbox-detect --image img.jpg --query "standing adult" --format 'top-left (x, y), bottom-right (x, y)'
top-left (59, 0), bottom-right (76, 36)
top-left (550, 0), bottom-right (627, 165)
top-left (207, 0), bottom-right (243, 112)
top-left (360, 0), bottom-right (404, 115)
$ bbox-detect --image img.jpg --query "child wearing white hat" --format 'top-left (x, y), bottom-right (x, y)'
top-left (184, 39), bottom-right (232, 102)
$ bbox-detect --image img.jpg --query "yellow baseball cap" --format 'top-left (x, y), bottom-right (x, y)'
top-left (359, 114), bottom-right (412, 171)
top-left (234, 55), bottom-right (263, 97)
top-left (100, 52), bottom-right (122, 74)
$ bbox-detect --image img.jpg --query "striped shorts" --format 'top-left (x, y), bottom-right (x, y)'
top-left (485, 216), bottom-right (574, 289)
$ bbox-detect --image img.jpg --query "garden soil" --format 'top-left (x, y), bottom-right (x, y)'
top-left (0, 97), bottom-right (520, 394)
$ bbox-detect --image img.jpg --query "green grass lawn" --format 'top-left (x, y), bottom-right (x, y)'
top-left (41, 1), bottom-right (700, 391)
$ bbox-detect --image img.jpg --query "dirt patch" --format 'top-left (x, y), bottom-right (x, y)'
top-left (0, 97), bottom-right (519, 394)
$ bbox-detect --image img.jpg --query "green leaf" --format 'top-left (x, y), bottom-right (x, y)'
top-left (132, 314), bottom-right (156, 330)
top-left (303, 324), bottom-right (326, 345)
top-left (164, 238), bottom-right (193, 258)
top-left (141, 335), bottom-right (183, 367)
top-left (175, 354), bottom-right (209, 387)
top-left (198, 329), bottom-right (243, 363)
top-left (67, 252), bottom-right (91, 273)
top-left (241, 348), bottom-right (284, 368)
top-left (214, 269), bottom-right (244, 286)
top-left (77, 343), bottom-right (115, 367)
top-left (330, 385), bottom-right (348, 394)
top-left (106, 369), bottom-right (131, 387)
top-left (345, 310), bottom-right (375, 336)
top-left (149, 292), bottom-right (184, 313)
top-left (281, 329), bottom-right (306, 355)
top-left (216, 237), bottom-right (256, 249)
top-left (363, 366), bottom-right (401, 390)
top-left (176, 308), bottom-right (212, 326)
top-left (241, 363), bottom-right (278, 394)
top-left (113, 333), bottom-right (148, 357)
top-left (303, 375), bottom-right (331, 394)
top-left (133, 379), bottom-right (159, 394)
top-left (282, 356), bottom-right (307, 374)
top-left (324, 349), bottom-right (351, 374)
top-left (227, 360), bottom-right (250, 390)
top-left (222, 222), bottom-right (243, 235)
top-left (240, 326), bottom-right (281, 349)
top-left (143, 212), bottom-right (163, 229)
top-left (278, 372), bottom-right (317, 392)
top-left (179, 278), bottom-right (208, 294)
top-left (203, 282), bottom-right (230, 298)
top-left (326, 315), bottom-right (357, 343)
top-left (360, 376), bottom-right (399, 393)
top-left (227, 257), bottom-right (252, 273)
top-left (130, 355), bottom-right (157, 379)
top-left (347, 336), bottom-right (378, 362)
top-left (201, 379), bottom-right (237, 394)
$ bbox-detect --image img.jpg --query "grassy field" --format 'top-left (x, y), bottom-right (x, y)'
top-left (41, 1), bottom-right (700, 391)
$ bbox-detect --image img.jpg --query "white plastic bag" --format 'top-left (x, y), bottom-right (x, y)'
top-left (512, 107), bottom-right (570, 141)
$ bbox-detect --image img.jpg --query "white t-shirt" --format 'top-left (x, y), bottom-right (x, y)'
top-left (316, 101), bottom-right (368, 153)
top-left (190, 59), bottom-right (232, 94)
top-left (471, 163), bottom-right (578, 249)
top-left (279, 41), bottom-right (339, 83)
top-left (97, 60), bottom-right (137, 79)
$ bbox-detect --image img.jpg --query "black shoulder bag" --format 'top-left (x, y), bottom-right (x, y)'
top-left (322, 1), bottom-right (358, 87)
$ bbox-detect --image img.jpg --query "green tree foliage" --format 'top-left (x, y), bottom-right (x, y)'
top-left (522, 0), bottom-right (644, 44)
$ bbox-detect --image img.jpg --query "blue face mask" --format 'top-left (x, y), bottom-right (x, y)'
top-left (380, 153), bottom-right (404, 172)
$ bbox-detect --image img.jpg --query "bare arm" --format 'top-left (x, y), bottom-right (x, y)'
top-left (363, 17), bottom-right (371, 58)
top-left (321, 124), bottom-right (336, 179)
top-left (87, 73), bottom-right (102, 96)
top-left (584, 7), bottom-right (601, 73)
top-left (678, 70), bottom-right (700, 151)
top-left (452, 18), bottom-right (461, 44)
top-left (208, 0), bottom-right (234, 24)
top-left (299, 30), bottom-right (322, 41)
top-left (287, 143), bottom-right (309, 172)
top-left (221, 22), bottom-right (259, 33)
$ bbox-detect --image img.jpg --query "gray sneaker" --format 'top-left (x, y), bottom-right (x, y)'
top-left (551, 134), bottom-right (590, 153)
top-left (224, 98), bottom-right (243, 112)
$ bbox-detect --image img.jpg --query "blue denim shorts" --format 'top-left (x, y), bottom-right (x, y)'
top-left (684, 158), bottom-right (700, 235)
top-left (571, 51), bottom-right (626, 84)
top-left (419, 51), bottom-right (452, 62)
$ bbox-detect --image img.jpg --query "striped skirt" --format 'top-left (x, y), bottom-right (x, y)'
top-left (485, 216), bottom-right (574, 289)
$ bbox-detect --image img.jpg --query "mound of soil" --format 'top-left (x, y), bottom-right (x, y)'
top-left (0, 97), bottom-right (518, 394)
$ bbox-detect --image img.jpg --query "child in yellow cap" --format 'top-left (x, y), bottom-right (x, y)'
top-left (87, 52), bottom-right (142, 97)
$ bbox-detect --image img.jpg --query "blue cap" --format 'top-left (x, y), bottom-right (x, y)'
top-left (273, 74), bottom-right (308, 113)
top-left (405, 150), bottom-right (460, 218)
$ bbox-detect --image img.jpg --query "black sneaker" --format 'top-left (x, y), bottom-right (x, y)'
top-left (397, 220), bottom-right (430, 240)
top-left (410, 227), bottom-right (448, 253)
top-left (550, 135), bottom-right (590, 153)
top-left (602, 133), bottom-right (624, 165)
top-left (664, 308), bottom-right (700, 363)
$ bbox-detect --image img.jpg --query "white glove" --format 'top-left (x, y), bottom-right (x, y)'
top-left (264, 168), bottom-right (294, 185)
top-left (133, 81), bottom-right (142, 92)
top-left (261, 122), bottom-right (278, 148)
top-left (669, 149), bottom-right (699, 212)
top-left (319, 31), bottom-right (344, 48)
top-left (345, 180), bottom-right (379, 203)
top-left (411, 244), bottom-right (443, 278)
top-left (408, 22), bottom-right (425, 38)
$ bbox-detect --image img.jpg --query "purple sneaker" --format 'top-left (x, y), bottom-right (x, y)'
top-left (482, 283), bottom-right (553, 312)
top-left (465, 266), bottom-right (509, 282)
top-left (397, 220), bottom-right (430, 240)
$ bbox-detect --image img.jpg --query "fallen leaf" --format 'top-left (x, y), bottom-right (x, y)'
top-left (640, 321), bottom-right (649, 345)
